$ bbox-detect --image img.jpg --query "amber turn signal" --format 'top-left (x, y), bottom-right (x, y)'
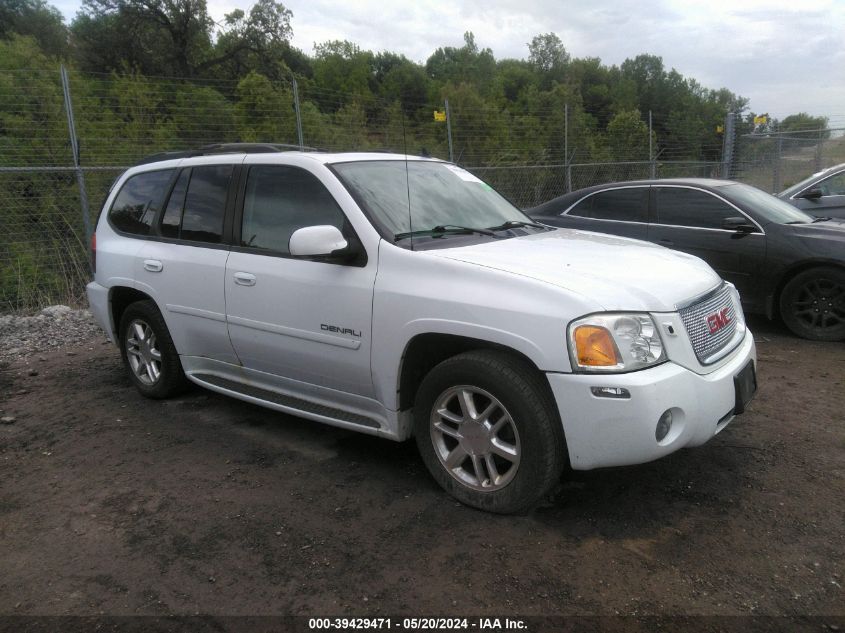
top-left (573, 325), bottom-right (621, 367)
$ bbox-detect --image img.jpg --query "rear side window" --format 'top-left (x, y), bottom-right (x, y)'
top-left (159, 165), bottom-right (233, 243)
top-left (241, 165), bottom-right (346, 254)
top-left (568, 188), bottom-right (648, 223)
top-left (108, 169), bottom-right (174, 235)
top-left (655, 187), bottom-right (736, 230)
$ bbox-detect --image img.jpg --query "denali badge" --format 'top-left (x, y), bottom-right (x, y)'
top-left (706, 308), bottom-right (731, 334)
top-left (321, 323), bottom-right (362, 338)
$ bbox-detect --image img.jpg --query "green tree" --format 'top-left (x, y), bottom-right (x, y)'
top-left (0, 0), bottom-right (68, 57)
top-left (233, 71), bottom-right (296, 143)
top-left (597, 109), bottom-right (653, 161)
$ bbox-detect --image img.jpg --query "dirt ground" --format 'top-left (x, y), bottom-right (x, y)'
top-left (0, 315), bottom-right (843, 620)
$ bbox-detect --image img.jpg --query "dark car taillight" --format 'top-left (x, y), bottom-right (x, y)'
top-left (91, 232), bottom-right (96, 274)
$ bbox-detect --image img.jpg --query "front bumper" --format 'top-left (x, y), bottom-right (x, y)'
top-left (86, 281), bottom-right (115, 343)
top-left (547, 330), bottom-right (756, 470)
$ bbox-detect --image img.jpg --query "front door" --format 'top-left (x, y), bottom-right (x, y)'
top-left (648, 186), bottom-right (766, 306)
top-left (224, 164), bottom-right (377, 397)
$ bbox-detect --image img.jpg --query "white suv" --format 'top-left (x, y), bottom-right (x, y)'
top-left (87, 144), bottom-right (757, 513)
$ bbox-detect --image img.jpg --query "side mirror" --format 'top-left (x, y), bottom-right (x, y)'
top-left (799, 187), bottom-right (823, 200)
top-left (289, 225), bottom-right (350, 258)
top-left (722, 217), bottom-right (756, 233)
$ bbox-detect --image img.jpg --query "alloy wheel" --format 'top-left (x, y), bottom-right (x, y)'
top-left (429, 385), bottom-right (521, 492)
top-left (125, 319), bottom-right (162, 385)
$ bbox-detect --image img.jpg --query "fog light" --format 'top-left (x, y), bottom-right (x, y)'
top-left (656, 409), bottom-right (673, 442)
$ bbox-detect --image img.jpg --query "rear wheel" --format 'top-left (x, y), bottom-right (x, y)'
top-left (779, 267), bottom-right (845, 341)
top-left (119, 300), bottom-right (189, 398)
top-left (413, 350), bottom-right (566, 514)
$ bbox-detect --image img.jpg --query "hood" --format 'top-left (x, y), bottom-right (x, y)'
top-left (786, 218), bottom-right (845, 245)
top-left (429, 229), bottom-right (722, 312)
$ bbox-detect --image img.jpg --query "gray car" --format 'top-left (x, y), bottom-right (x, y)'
top-left (779, 163), bottom-right (845, 219)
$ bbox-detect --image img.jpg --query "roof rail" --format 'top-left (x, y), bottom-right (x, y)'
top-left (133, 142), bottom-right (320, 166)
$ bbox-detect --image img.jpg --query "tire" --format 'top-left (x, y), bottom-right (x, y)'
top-left (413, 350), bottom-right (567, 514)
top-left (119, 300), bottom-right (189, 398)
top-left (779, 267), bottom-right (845, 341)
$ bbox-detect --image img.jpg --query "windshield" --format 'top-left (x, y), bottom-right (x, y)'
top-left (719, 183), bottom-right (816, 224)
top-left (332, 160), bottom-right (532, 241)
top-left (779, 167), bottom-right (837, 198)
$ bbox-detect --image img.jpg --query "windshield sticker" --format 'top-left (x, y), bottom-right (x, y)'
top-left (446, 165), bottom-right (484, 184)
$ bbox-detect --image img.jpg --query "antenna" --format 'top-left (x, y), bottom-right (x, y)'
top-left (400, 109), bottom-right (413, 251)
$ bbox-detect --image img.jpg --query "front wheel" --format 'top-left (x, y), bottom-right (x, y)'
top-left (779, 267), bottom-right (845, 341)
top-left (413, 350), bottom-right (566, 514)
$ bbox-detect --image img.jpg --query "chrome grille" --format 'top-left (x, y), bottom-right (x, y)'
top-left (679, 284), bottom-right (739, 363)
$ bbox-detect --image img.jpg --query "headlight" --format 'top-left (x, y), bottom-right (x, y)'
top-left (568, 313), bottom-right (666, 373)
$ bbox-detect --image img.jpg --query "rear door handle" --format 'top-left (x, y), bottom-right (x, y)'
top-left (143, 259), bottom-right (163, 273)
top-left (233, 272), bottom-right (256, 286)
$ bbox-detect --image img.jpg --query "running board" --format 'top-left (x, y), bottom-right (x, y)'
top-left (190, 372), bottom-right (381, 430)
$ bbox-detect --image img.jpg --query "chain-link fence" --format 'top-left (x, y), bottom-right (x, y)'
top-left (734, 128), bottom-right (845, 194)
top-left (2, 65), bottom-right (842, 312)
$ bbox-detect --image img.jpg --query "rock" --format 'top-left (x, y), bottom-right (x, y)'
top-left (28, 369), bottom-right (39, 376)
top-left (1, 416), bottom-right (16, 424)
top-left (40, 305), bottom-right (72, 318)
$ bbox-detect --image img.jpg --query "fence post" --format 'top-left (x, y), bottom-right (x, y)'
top-left (721, 112), bottom-right (735, 179)
top-left (292, 76), bottom-right (304, 150)
top-left (815, 129), bottom-right (824, 172)
top-left (444, 99), bottom-right (454, 163)
top-left (60, 65), bottom-right (92, 249)
top-left (564, 103), bottom-right (571, 193)
top-left (648, 110), bottom-right (656, 179)
top-left (773, 132), bottom-right (783, 193)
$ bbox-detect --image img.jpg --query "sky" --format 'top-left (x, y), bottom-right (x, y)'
top-left (51, 0), bottom-right (845, 124)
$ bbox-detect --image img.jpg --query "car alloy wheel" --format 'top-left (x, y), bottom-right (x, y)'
top-left (429, 385), bottom-right (521, 492)
top-left (125, 318), bottom-right (162, 386)
top-left (790, 277), bottom-right (845, 332)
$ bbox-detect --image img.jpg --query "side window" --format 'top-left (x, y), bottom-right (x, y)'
top-left (817, 172), bottom-right (845, 196)
top-left (180, 165), bottom-right (233, 243)
top-left (568, 188), bottom-right (648, 222)
top-left (108, 169), bottom-right (174, 235)
top-left (160, 169), bottom-right (189, 239)
top-left (655, 188), bottom-right (737, 229)
top-left (241, 165), bottom-right (346, 255)
top-left (158, 166), bottom-right (232, 242)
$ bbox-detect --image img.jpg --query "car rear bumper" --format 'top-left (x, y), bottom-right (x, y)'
top-left (547, 330), bottom-right (756, 470)
top-left (86, 281), bottom-right (115, 343)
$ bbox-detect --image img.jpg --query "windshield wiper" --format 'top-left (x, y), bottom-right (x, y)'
top-left (484, 219), bottom-right (548, 231)
top-left (812, 216), bottom-right (831, 223)
top-left (394, 224), bottom-right (496, 241)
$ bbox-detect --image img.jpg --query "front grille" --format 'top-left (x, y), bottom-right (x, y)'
top-left (679, 284), bottom-right (739, 363)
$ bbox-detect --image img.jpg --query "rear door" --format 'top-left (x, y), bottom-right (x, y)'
top-left (135, 159), bottom-right (239, 364)
top-left (224, 163), bottom-right (377, 397)
top-left (555, 186), bottom-right (649, 240)
top-left (647, 186), bottom-right (766, 300)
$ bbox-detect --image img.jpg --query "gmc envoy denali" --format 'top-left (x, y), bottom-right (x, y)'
top-left (87, 144), bottom-right (757, 513)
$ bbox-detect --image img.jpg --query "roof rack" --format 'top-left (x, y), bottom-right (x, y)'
top-left (133, 142), bottom-right (320, 166)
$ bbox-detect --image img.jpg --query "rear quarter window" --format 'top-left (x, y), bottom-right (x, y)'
top-left (108, 169), bottom-right (175, 235)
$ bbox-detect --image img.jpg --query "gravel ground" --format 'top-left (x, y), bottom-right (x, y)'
top-left (0, 305), bottom-right (107, 364)
top-left (0, 310), bottom-right (843, 625)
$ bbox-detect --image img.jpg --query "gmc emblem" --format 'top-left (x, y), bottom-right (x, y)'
top-left (706, 308), bottom-right (731, 334)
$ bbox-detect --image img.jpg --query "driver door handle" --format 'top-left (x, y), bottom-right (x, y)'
top-left (234, 272), bottom-right (256, 286)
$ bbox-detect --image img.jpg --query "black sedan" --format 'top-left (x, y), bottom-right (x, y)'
top-left (528, 178), bottom-right (845, 341)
